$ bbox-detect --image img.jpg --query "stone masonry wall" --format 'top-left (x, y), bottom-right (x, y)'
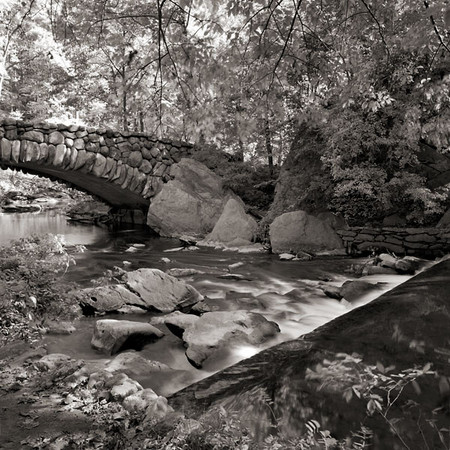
top-left (0, 118), bottom-right (193, 200)
top-left (337, 227), bottom-right (450, 257)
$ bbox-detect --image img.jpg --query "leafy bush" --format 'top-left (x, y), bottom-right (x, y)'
top-left (0, 234), bottom-right (79, 344)
top-left (320, 104), bottom-right (448, 226)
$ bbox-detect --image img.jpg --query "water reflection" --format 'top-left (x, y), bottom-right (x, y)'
top-left (0, 211), bottom-right (108, 246)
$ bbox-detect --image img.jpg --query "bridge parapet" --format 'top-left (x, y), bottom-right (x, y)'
top-left (0, 118), bottom-right (194, 206)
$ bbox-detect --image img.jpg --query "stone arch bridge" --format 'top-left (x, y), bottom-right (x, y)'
top-left (0, 118), bottom-right (194, 210)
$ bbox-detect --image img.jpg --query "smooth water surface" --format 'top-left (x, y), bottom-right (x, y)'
top-left (0, 210), bottom-right (107, 246)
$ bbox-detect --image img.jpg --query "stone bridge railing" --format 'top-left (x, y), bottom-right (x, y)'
top-left (0, 118), bottom-right (194, 206)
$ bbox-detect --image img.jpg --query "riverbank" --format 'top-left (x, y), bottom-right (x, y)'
top-left (0, 225), bottom-right (440, 449)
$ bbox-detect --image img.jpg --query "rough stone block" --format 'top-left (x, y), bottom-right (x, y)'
top-left (86, 142), bottom-right (100, 152)
top-left (109, 161), bottom-right (122, 181)
top-left (62, 145), bottom-right (72, 168)
top-left (109, 147), bottom-right (121, 160)
top-left (46, 144), bottom-right (56, 164)
top-left (150, 147), bottom-right (160, 158)
top-left (74, 149), bottom-right (88, 170)
top-left (73, 138), bottom-right (85, 149)
top-left (133, 173), bottom-right (147, 194)
top-left (357, 242), bottom-right (404, 254)
top-left (404, 241), bottom-right (429, 249)
top-left (80, 152), bottom-right (97, 173)
top-left (65, 138), bottom-right (74, 147)
top-left (0, 138), bottom-right (12, 160)
top-left (5, 128), bottom-right (18, 140)
top-left (103, 157), bottom-right (116, 178)
top-left (67, 148), bottom-right (78, 169)
top-left (116, 165), bottom-right (128, 185)
top-left (139, 159), bottom-right (153, 174)
top-left (92, 153), bottom-right (107, 177)
top-left (405, 234), bottom-right (436, 243)
top-left (48, 131), bottom-right (64, 145)
top-left (11, 141), bottom-right (20, 163)
top-left (22, 130), bottom-right (44, 143)
top-left (121, 166), bottom-right (134, 189)
top-left (53, 144), bottom-right (66, 167)
top-left (28, 141), bottom-right (40, 162)
top-left (142, 178), bottom-right (153, 197)
top-left (384, 236), bottom-right (404, 246)
top-left (118, 142), bottom-right (132, 153)
top-left (128, 151), bottom-right (143, 167)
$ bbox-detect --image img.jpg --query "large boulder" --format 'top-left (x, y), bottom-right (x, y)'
top-left (182, 311), bottom-right (280, 368)
top-left (91, 319), bottom-right (165, 355)
top-left (269, 210), bottom-right (344, 254)
top-left (125, 269), bottom-right (203, 313)
top-left (205, 197), bottom-right (258, 244)
top-left (76, 284), bottom-right (146, 314)
top-left (146, 159), bottom-right (228, 237)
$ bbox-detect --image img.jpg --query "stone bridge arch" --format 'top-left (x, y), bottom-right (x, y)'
top-left (0, 118), bottom-right (193, 208)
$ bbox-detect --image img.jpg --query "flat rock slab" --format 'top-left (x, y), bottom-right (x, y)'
top-left (76, 284), bottom-right (146, 313)
top-left (169, 259), bottom-right (450, 448)
top-left (105, 351), bottom-right (171, 378)
top-left (125, 268), bottom-right (203, 313)
top-left (151, 311), bottom-right (200, 339)
top-left (182, 311), bottom-right (280, 368)
top-left (91, 319), bottom-right (164, 355)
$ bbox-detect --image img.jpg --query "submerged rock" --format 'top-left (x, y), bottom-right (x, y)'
top-left (91, 319), bottom-right (165, 355)
top-left (182, 311), bottom-right (280, 368)
top-left (166, 268), bottom-right (204, 278)
top-left (339, 280), bottom-right (380, 302)
top-left (105, 351), bottom-right (170, 377)
top-left (321, 285), bottom-right (342, 300)
top-left (35, 353), bottom-right (73, 371)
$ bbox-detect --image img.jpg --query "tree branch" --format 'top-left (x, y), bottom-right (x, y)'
top-left (359, 0), bottom-right (390, 59)
top-left (424, 0), bottom-right (450, 54)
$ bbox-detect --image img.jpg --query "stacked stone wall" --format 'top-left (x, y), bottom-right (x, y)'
top-left (337, 227), bottom-right (450, 257)
top-left (0, 118), bottom-right (193, 200)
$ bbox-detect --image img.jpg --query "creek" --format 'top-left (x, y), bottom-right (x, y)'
top-left (0, 210), bottom-right (413, 397)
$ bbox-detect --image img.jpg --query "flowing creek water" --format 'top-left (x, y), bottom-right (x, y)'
top-left (0, 210), bottom-right (414, 397)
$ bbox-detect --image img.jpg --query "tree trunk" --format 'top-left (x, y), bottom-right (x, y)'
top-left (139, 111), bottom-right (144, 132)
top-left (265, 117), bottom-right (274, 176)
top-left (122, 88), bottom-right (128, 131)
top-left (235, 136), bottom-right (244, 162)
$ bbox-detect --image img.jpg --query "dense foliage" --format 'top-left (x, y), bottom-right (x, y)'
top-left (0, 234), bottom-right (79, 344)
top-left (1, 0), bottom-right (450, 222)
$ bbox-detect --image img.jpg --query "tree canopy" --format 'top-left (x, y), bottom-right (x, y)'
top-left (1, 0), bottom-right (450, 223)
